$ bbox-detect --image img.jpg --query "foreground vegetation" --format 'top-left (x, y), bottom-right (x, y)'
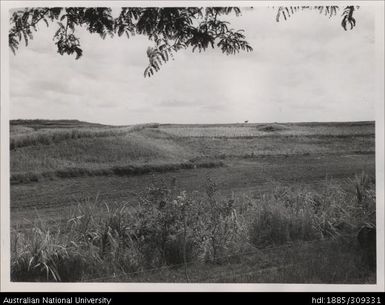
top-left (11, 173), bottom-right (376, 283)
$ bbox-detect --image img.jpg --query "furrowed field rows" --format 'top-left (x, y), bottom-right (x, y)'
top-left (159, 123), bottom-right (374, 138)
top-left (161, 133), bottom-right (375, 139)
top-left (10, 122), bottom-right (374, 184)
top-left (10, 154), bottom-right (375, 218)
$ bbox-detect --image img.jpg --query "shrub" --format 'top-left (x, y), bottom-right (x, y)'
top-left (164, 234), bottom-right (195, 266)
top-left (129, 185), bottom-right (197, 267)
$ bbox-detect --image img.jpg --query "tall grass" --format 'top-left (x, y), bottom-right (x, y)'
top-left (11, 130), bottom-right (199, 175)
top-left (10, 123), bottom-right (160, 150)
top-left (11, 223), bottom-right (85, 281)
top-left (248, 178), bottom-right (375, 248)
top-left (10, 125), bottom-right (35, 135)
top-left (11, 173), bottom-right (375, 282)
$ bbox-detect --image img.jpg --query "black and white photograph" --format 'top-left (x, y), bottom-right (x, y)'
top-left (1, 1), bottom-right (384, 291)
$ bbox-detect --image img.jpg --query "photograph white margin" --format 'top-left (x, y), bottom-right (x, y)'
top-left (1, 0), bottom-right (384, 292)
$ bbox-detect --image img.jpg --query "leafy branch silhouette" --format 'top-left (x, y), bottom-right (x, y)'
top-left (9, 6), bottom-right (359, 77)
top-left (275, 6), bottom-right (359, 31)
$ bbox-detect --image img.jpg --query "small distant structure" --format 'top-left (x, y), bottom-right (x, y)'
top-left (244, 120), bottom-right (248, 124)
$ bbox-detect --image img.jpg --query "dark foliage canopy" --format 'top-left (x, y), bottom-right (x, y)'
top-left (9, 6), bottom-right (358, 77)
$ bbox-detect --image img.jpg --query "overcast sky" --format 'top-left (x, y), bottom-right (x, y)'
top-left (10, 6), bottom-right (375, 125)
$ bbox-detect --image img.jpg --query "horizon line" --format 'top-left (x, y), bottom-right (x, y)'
top-left (9, 118), bottom-right (376, 127)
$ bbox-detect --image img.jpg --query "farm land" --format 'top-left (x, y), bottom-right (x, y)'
top-left (10, 120), bottom-right (376, 283)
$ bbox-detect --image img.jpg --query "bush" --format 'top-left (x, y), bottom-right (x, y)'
top-left (130, 185), bottom-right (198, 267)
top-left (164, 234), bottom-right (195, 266)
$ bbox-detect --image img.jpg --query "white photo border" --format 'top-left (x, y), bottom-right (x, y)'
top-left (1, 0), bottom-right (384, 292)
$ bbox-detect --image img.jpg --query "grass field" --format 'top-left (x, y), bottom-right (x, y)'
top-left (9, 120), bottom-right (376, 283)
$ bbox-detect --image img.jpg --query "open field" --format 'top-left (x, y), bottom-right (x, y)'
top-left (10, 120), bottom-right (376, 283)
top-left (10, 121), bottom-right (374, 182)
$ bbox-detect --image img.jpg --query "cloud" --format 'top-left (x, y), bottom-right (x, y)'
top-left (157, 99), bottom-right (197, 108)
top-left (9, 6), bottom-right (376, 125)
top-left (28, 80), bottom-right (72, 95)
